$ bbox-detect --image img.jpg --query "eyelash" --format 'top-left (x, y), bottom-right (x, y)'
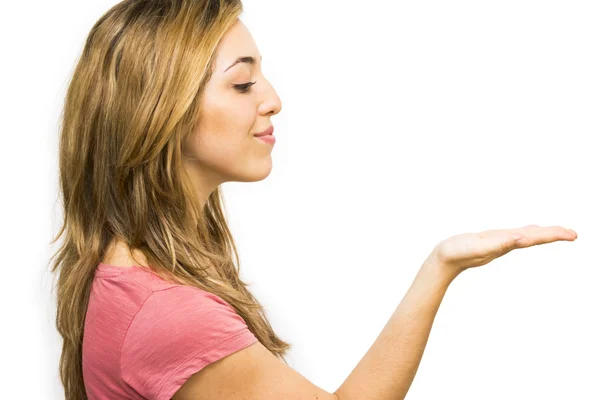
top-left (233, 81), bottom-right (257, 93)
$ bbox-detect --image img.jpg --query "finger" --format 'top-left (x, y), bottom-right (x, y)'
top-left (478, 224), bottom-right (540, 239)
top-left (513, 226), bottom-right (577, 247)
top-left (522, 225), bottom-right (577, 240)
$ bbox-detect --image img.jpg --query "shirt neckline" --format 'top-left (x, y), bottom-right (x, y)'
top-left (96, 262), bottom-right (152, 273)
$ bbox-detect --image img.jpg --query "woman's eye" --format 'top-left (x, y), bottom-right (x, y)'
top-left (233, 81), bottom-right (256, 93)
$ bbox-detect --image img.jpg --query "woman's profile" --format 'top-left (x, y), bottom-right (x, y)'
top-left (50, 0), bottom-right (578, 399)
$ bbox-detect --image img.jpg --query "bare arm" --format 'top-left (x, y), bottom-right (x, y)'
top-left (333, 223), bottom-right (576, 399)
top-left (173, 225), bottom-right (574, 399)
top-left (334, 256), bottom-right (456, 400)
top-left (172, 256), bottom-right (456, 400)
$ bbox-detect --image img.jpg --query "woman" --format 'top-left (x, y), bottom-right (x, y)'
top-left (50, 0), bottom-right (578, 399)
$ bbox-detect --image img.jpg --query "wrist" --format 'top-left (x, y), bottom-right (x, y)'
top-left (420, 252), bottom-right (459, 287)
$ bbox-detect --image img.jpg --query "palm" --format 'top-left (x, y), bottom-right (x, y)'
top-left (432, 224), bottom-right (578, 274)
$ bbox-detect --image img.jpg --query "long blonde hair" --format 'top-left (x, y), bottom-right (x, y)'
top-left (49, 0), bottom-right (291, 397)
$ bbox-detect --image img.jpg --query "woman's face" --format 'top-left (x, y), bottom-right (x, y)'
top-left (183, 19), bottom-right (282, 197)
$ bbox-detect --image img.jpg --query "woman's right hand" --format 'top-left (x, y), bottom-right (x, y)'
top-left (428, 224), bottom-right (578, 279)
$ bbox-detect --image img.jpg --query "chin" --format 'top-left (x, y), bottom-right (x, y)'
top-left (236, 159), bottom-right (273, 183)
top-left (249, 166), bottom-right (273, 182)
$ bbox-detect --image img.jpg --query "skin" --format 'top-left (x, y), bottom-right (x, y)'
top-left (183, 18), bottom-right (282, 209)
top-left (104, 19), bottom-right (281, 265)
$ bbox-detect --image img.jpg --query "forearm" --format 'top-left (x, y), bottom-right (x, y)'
top-left (334, 258), bottom-right (456, 400)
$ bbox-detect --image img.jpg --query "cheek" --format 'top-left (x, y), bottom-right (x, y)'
top-left (186, 129), bottom-right (246, 171)
top-left (187, 115), bottom-right (256, 173)
top-left (203, 131), bottom-right (249, 162)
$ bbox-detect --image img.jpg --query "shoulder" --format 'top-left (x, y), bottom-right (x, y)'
top-left (121, 285), bottom-right (258, 399)
top-left (134, 285), bottom-right (249, 337)
top-left (123, 285), bottom-right (251, 350)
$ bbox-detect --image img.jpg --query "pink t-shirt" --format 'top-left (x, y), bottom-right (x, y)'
top-left (82, 262), bottom-right (258, 399)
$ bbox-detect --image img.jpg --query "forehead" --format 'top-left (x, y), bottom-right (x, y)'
top-left (215, 19), bottom-right (260, 71)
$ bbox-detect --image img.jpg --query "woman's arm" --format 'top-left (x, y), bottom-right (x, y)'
top-left (334, 256), bottom-right (455, 400)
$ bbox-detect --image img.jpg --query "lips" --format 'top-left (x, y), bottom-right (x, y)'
top-left (253, 125), bottom-right (274, 137)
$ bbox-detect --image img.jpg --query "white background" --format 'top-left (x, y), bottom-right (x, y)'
top-left (1, 0), bottom-right (598, 398)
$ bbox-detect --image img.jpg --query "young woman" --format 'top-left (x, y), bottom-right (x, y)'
top-left (50, 0), bottom-right (578, 398)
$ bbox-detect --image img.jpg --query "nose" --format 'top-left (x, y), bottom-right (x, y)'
top-left (258, 80), bottom-right (282, 117)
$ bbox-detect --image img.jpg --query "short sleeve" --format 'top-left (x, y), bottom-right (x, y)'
top-left (121, 285), bottom-right (258, 400)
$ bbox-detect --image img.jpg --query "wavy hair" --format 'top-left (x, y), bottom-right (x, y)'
top-left (49, 0), bottom-right (291, 397)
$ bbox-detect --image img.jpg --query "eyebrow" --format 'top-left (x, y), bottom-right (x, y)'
top-left (224, 55), bottom-right (262, 73)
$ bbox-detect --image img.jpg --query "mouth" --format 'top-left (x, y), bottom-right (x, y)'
top-left (255, 133), bottom-right (276, 145)
top-left (253, 125), bottom-right (274, 137)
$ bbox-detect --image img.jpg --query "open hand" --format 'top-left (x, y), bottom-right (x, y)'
top-left (429, 224), bottom-right (578, 277)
